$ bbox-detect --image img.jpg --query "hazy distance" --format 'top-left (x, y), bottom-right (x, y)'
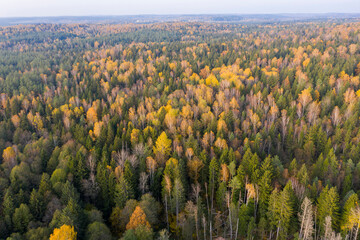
top-left (1, 0), bottom-right (360, 18)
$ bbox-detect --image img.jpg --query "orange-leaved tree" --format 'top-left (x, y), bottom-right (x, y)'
top-left (126, 206), bottom-right (151, 230)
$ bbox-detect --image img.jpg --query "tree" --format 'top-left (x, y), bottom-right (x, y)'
top-left (25, 227), bottom-right (50, 240)
top-left (153, 132), bottom-right (172, 166)
top-left (126, 206), bottom-right (151, 230)
top-left (346, 207), bottom-right (360, 240)
top-left (172, 178), bottom-right (185, 227)
top-left (268, 182), bottom-right (294, 240)
top-left (209, 157), bottom-right (219, 219)
top-left (50, 224), bottom-right (77, 240)
top-left (139, 194), bottom-right (161, 227)
top-left (2, 146), bottom-right (16, 170)
top-left (240, 148), bottom-right (259, 182)
top-left (122, 225), bottom-right (153, 240)
top-left (298, 88), bottom-right (312, 116)
top-left (341, 193), bottom-right (358, 233)
top-left (259, 155), bottom-right (273, 217)
top-left (110, 200), bottom-right (138, 236)
top-left (323, 216), bottom-right (341, 240)
top-left (298, 197), bottom-right (314, 240)
top-left (85, 222), bottom-right (112, 240)
top-left (29, 188), bottom-right (45, 220)
top-left (86, 107), bottom-right (98, 125)
top-left (317, 186), bottom-right (339, 234)
top-left (12, 203), bottom-right (32, 233)
top-left (115, 172), bottom-right (134, 208)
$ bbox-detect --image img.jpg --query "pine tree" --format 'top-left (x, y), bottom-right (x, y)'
top-left (29, 189), bottom-right (45, 220)
top-left (258, 156), bottom-right (274, 217)
top-left (268, 182), bottom-right (294, 240)
top-left (12, 204), bottom-right (32, 233)
top-left (2, 189), bottom-right (14, 230)
top-left (341, 192), bottom-right (358, 233)
top-left (317, 186), bottom-right (340, 234)
top-left (115, 173), bottom-right (134, 208)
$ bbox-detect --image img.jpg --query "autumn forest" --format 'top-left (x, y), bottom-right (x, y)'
top-left (1, 19), bottom-right (360, 240)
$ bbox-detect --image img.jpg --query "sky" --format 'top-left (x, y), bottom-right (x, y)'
top-left (1, 0), bottom-right (360, 18)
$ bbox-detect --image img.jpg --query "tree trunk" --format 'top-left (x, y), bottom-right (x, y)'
top-left (165, 196), bottom-right (169, 231)
top-left (203, 217), bottom-right (206, 240)
top-left (354, 226), bottom-right (359, 240)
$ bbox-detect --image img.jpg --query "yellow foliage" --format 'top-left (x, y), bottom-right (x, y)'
top-left (93, 121), bottom-right (103, 138)
top-left (131, 128), bottom-right (141, 145)
top-left (50, 224), bottom-right (77, 240)
top-left (86, 107), bottom-right (98, 125)
top-left (3, 146), bottom-right (16, 163)
top-left (169, 62), bottom-right (176, 71)
top-left (153, 132), bottom-right (172, 159)
top-left (217, 119), bottom-right (227, 132)
top-left (205, 74), bottom-right (219, 87)
top-left (302, 58), bottom-right (310, 68)
top-left (73, 107), bottom-right (84, 118)
top-left (165, 158), bottom-right (179, 169)
top-left (298, 88), bottom-right (313, 107)
top-left (244, 68), bottom-right (252, 76)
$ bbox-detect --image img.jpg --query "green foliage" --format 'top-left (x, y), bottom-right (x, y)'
top-left (86, 222), bottom-right (112, 240)
top-left (12, 204), bottom-right (32, 233)
top-left (317, 186), bottom-right (340, 233)
top-left (268, 182), bottom-right (294, 239)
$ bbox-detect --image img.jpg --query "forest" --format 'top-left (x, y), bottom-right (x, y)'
top-left (0, 20), bottom-right (360, 240)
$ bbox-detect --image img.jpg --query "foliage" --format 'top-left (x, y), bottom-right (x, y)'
top-left (49, 224), bottom-right (77, 240)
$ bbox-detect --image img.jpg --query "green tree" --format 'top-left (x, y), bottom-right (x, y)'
top-left (317, 186), bottom-right (340, 233)
top-left (12, 204), bottom-right (32, 233)
top-left (258, 156), bottom-right (273, 217)
top-left (29, 189), bottom-right (45, 220)
top-left (115, 172), bottom-right (134, 208)
top-left (268, 182), bottom-right (294, 240)
top-left (86, 222), bottom-right (112, 240)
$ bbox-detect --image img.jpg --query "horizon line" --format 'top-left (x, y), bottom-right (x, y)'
top-left (1, 12), bottom-right (360, 19)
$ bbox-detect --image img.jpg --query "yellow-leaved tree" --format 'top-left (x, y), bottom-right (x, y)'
top-left (153, 131), bottom-right (172, 166)
top-left (86, 107), bottom-right (97, 125)
top-left (2, 146), bottom-right (16, 170)
top-left (50, 224), bottom-right (77, 240)
top-left (126, 206), bottom-right (151, 230)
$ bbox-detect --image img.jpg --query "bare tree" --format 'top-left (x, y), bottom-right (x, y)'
top-left (191, 183), bottom-right (201, 240)
top-left (307, 101), bottom-right (320, 125)
top-left (139, 172), bottom-right (149, 195)
top-left (281, 109), bottom-right (289, 147)
top-left (133, 143), bottom-right (147, 159)
top-left (112, 149), bottom-right (129, 169)
top-left (323, 216), bottom-right (342, 240)
top-left (298, 197), bottom-right (314, 240)
top-left (127, 154), bottom-right (138, 169)
top-left (331, 106), bottom-right (342, 127)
